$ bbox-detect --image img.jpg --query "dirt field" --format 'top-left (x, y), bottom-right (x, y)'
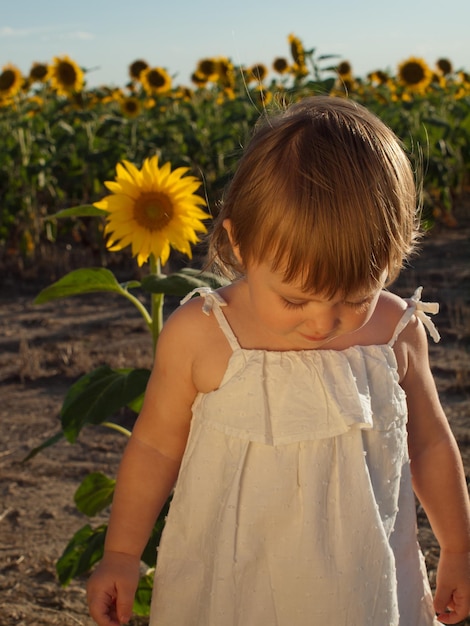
top-left (0, 205), bottom-right (469, 626)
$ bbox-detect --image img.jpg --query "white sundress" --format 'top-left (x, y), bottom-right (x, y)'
top-left (149, 287), bottom-right (441, 626)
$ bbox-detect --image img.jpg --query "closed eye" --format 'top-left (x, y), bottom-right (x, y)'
top-left (343, 298), bottom-right (372, 312)
top-left (282, 298), bottom-right (308, 310)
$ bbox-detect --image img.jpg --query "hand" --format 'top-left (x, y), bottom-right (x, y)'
top-left (87, 551), bottom-right (141, 626)
top-left (434, 550), bottom-right (470, 624)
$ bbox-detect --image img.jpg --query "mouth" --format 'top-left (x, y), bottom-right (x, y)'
top-left (300, 333), bottom-right (332, 343)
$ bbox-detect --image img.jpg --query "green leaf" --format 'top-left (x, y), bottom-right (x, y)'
top-left (142, 268), bottom-right (229, 297)
top-left (56, 494), bottom-right (171, 591)
top-left (133, 570), bottom-right (154, 617)
top-left (127, 392), bottom-right (145, 414)
top-left (50, 205), bottom-right (108, 219)
top-left (22, 430), bottom-right (64, 462)
top-left (61, 366), bottom-right (151, 442)
top-left (56, 524), bottom-right (107, 586)
top-left (34, 268), bottom-right (128, 303)
top-left (74, 472), bottom-right (116, 516)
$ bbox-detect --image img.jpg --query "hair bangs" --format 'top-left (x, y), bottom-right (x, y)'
top-left (208, 96), bottom-right (419, 294)
top-left (266, 193), bottom-right (391, 299)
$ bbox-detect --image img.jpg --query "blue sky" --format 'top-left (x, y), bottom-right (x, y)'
top-left (2, 0), bottom-right (469, 88)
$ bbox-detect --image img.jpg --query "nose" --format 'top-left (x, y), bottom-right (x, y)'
top-left (303, 308), bottom-right (338, 336)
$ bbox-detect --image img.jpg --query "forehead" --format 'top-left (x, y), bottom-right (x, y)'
top-left (256, 260), bottom-right (382, 300)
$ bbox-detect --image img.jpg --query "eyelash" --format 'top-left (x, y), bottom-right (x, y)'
top-left (282, 299), bottom-right (308, 310)
top-left (343, 299), bottom-right (371, 312)
top-left (282, 298), bottom-right (371, 312)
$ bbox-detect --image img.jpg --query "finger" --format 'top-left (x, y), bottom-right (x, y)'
top-left (88, 592), bottom-right (120, 626)
top-left (435, 589), bottom-right (470, 625)
top-left (434, 585), bottom-right (453, 617)
top-left (436, 610), bottom-right (465, 625)
top-left (115, 585), bottom-right (135, 624)
top-left (436, 601), bottom-right (470, 625)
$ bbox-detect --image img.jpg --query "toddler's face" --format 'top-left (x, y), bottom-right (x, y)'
top-left (242, 261), bottom-right (383, 350)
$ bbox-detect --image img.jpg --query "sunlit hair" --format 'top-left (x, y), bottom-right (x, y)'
top-left (209, 96), bottom-right (420, 298)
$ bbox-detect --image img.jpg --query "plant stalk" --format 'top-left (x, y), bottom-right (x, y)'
top-left (101, 421), bottom-right (132, 438)
top-left (149, 255), bottom-right (164, 355)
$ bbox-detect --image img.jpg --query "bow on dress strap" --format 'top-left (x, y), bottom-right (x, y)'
top-left (180, 287), bottom-right (227, 316)
top-left (409, 286), bottom-right (441, 343)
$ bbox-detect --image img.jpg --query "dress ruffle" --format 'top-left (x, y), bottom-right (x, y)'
top-left (193, 344), bottom-right (407, 445)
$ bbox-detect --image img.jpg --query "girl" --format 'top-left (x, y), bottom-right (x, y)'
top-left (87, 96), bottom-right (470, 626)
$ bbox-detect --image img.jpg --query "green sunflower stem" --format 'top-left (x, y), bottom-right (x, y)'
top-left (119, 289), bottom-right (153, 330)
top-left (149, 255), bottom-right (164, 354)
top-left (101, 421), bottom-right (132, 438)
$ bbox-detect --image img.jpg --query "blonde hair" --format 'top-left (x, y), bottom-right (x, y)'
top-left (209, 96), bottom-right (420, 297)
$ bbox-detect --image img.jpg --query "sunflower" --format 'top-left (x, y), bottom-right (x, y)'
top-left (129, 59), bottom-right (149, 81)
top-left (336, 60), bottom-right (352, 77)
top-left (120, 96), bottom-right (141, 118)
top-left (48, 55), bottom-right (84, 96)
top-left (173, 86), bottom-right (193, 101)
top-left (94, 156), bottom-right (211, 266)
top-left (141, 67), bottom-right (172, 95)
top-left (248, 64), bottom-right (268, 82)
top-left (0, 93), bottom-right (13, 108)
top-left (29, 62), bottom-right (49, 83)
top-left (219, 87), bottom-right (236, 102)
top-left (191, 71), bottom-right (208, 87)
top-left (216, 57), bottom-right (235, 89)
top-left (287, 35), bottom-right (309, 79)
top-left (332, 76), bottom-right (357, 97)
top-left (25, 95), bottom-right (44, 117)
top-left (397, 57), bottom-right (432, 91)
top-left (196, 58), bottom-right (219, 81)
top-left (288, 33), bottom-right (305, 66)
top-left (272, 57), bottom-right (290, 75)
top-left (436, 58), bottom-right (453, 76)
top-left (0, 64), bottom-right (23, 98)
top-left (252, 86), bottom-right (272, 106)
top-left (367, 70), bottom-right (390, 86)
top-left (290, 61), bottom-right (309, 79)
top-left (100, 87), bottom-right (123, 105)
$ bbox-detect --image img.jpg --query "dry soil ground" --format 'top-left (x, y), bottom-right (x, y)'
top-left (0, 207), bottom-right (469, 625)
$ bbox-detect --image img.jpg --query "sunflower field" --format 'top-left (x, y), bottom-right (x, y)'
top-left (1, 34), bottom-right (470, 270)
top-left (5, 35), bottom-right (470, 619)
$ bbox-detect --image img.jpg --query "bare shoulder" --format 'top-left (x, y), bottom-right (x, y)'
top-left (380, 290), bottom-right (431, 383)
top-left (375, 289), bottom-right (408, 318)
top-left (158, 291), bottom-right (233, 393)
top-left (162, 294), bottom-right (213, 339)
top-left (156, 295), bottom-right (216, 360)
top-left (361, 290), bottom-right (408, 346)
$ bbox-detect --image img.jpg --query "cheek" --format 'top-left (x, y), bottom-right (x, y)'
top-left (257, 307), bottom-right (285, 329)
top-left (252, 298), bottom-right (293, 331)
top-left (348, 305), bottom-right (376, 329)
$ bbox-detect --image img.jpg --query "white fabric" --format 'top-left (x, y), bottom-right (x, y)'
top-left (149, 289), bottom-right (440, 626)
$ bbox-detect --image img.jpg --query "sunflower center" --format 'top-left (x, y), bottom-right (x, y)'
top-left (129, 59), bottom-right (148, 80)
top-left (401, 62), bottom-right (425, 85)
top-left (134, 193), bottom-right (174, 231)
top-left (0, 70), bottom-right (15, 91)
top-left (30, 64), bottom-right (48, 81)
top-left (58, 62), bottom-right (78, 87)
top-left (147, 69), bottom-right (165, 88)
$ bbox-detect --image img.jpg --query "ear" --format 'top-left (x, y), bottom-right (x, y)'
top-left (223, 219), bottom-right (243, 265)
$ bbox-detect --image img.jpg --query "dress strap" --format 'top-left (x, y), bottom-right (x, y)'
top-left (388, 286), bottom-right (441, 346)
top-left (180, 287), bottom-right (241, 351)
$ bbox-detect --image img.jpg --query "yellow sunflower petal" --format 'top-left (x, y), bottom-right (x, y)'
top-left (157, 240), bottom-right (171, 266)
top-left (116, 160), bottom-right (142, 185)
top-left (97, 155), bottom-right (211, 266)
top-left (104, 179), bottom-right (140, 198)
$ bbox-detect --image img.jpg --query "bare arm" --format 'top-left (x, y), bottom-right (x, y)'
top-left (400, 316), bottom-right (470, 624)
top-left (87, 307), bottom-right (198, 626)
